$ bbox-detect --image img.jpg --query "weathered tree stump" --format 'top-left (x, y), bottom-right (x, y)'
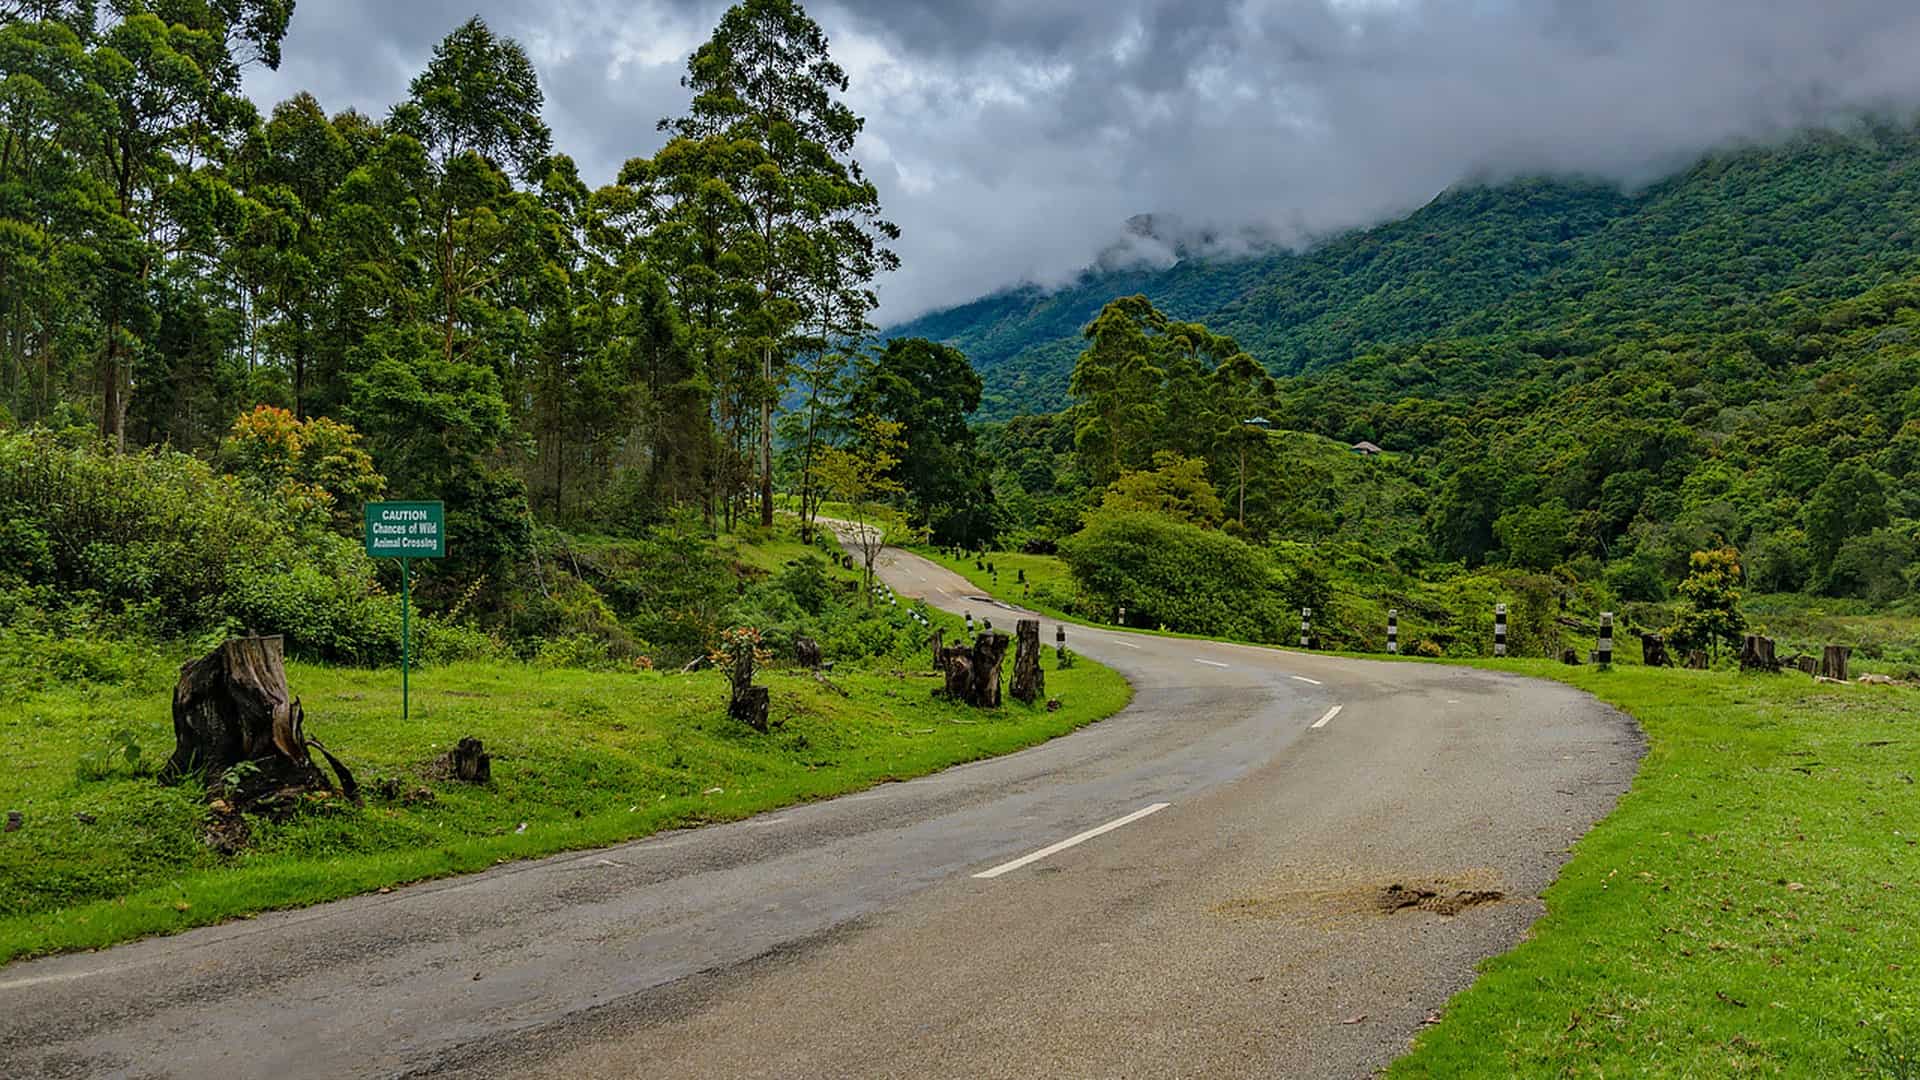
top-left (938, 632), bottom-right (1010, 707)
top-left (1560, 648), bottom-right (1581, 665)
top-left (1788, 654), bottom-right (1818, 675)
top-left (164, 636), bottom-right (355, 799)
top-left (728, 642), bottom-right (770, 732)
top-left (439, 736), bottom-right (491, 783)
top-left (1819, 645), bottom-right (1851, 682)
top-left (1011, 619), bottom-right (1045, 704)
top-left (1640, 633), bottom-right (1670, 668)
top-left (930, 627), bottom-right (944, 672)
top-left (1685, 650), bottom-right (1710, 670)
top-left (795, 636), bottom-right (821, 670)
top-left (1738, 634), bottom-right (1780, 674)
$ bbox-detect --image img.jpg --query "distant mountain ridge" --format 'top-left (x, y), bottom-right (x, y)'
top-left (888, 120), bottom-right (1920, 419)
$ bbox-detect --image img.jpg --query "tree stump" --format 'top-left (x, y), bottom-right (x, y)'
top-left (938, 632), bottom-right (1010, 707)
top-left (1011, 619), bottom-right (1045, 704)
top-left (795, 636), bottom-right (821, 670)
top-left (1640, 633), bottom-right (1670, 668)
top-left (439, 736), bottom-right (491, 783)
top-left (164, 636), bottom-right (356, 801)
top-left (1819, 645), bottom-right (1851, 682)
top-left (728, 642), bottom-right (769, 732)
top-left (1560, 648), bottom-right (1581, 666)
top-left (1685, 650), bottom-right (1710, 670)
top-left (1738, 634), bottom-right (1779, 674)
top-left (930, 627), bottom-right (944, 672)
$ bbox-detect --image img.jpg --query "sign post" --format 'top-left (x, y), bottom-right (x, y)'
top-left (363, 501), bottom-right (447, 720)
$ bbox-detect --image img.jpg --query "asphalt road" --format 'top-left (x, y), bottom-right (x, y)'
top-left (0, 540), bottom-right (1641, 1079)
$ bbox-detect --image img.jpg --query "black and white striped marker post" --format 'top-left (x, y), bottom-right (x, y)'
top-left (965, 611), bottom-right (974, 634)
top-left (1494, 603), bottom-right (1508, 658)
top-left (1118, 605), bottom-right (1127, 627)
top-left (1300, 607), bottom-right (1313, 649)
top-left (1598, 611), bottom-right (1614, 667)
top-left (1387, 609), bottom-right (1398, 655)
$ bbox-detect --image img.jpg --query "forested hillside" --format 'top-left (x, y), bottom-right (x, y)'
top-left (894, 121), bottom-right (1920, 416)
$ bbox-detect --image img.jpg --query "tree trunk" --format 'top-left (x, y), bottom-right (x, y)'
top-left (164, 636), bottom-right (354, 798)
top-left (1738, 634), bottom-right (1780, 674)
top-left (759, 346), bottom-right (774, 528)
top-left (1639, 633), bottom-right (1670, 668)
top-left (1819, 645), bottom-right (1851, 682)
top-left (1011, 619), bottom-right (1044, 704)
top-left (930, 627), bottom-right (943, 672)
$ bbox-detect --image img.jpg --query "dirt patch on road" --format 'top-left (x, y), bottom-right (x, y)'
top-left (1212, 867), bottom-right (1509, 924)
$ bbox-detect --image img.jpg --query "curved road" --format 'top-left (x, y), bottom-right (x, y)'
top-left (0, 542), bottom-right (1641, 1079)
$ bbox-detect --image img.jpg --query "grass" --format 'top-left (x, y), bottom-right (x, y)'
top-left (933, 549), bottom-right (1920, 1074)
top-left (914, 545), bottom-right (1085, 623)
top-left (0, 620), bottom-right (1130, 966)
top-left (1390, 661), bottom-right (1920, 1077)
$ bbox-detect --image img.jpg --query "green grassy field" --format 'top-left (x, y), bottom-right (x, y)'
top-left (0, 633), bottom-right (1129, 965)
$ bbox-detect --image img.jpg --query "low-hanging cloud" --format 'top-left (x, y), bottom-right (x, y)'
top-left (246, 0), bottom-right (1920, 322)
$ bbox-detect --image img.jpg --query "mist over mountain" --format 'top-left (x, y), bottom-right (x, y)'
top-left (890, 119), bottom-right (1920, 417)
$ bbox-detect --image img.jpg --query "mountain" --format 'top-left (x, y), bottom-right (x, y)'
top-left (889, 119), bottom-right (1920, 418)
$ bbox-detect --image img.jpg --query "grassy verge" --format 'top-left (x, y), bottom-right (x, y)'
top-left (1390, 662), bottom-right (1920, 1077)
top-left (914, 545), bottom-right (1085, 623)
top-left (0, 637), bottom-right (1129, 965)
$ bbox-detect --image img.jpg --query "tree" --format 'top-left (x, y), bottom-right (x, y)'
top-left (849, 336), bottom-right (992, 545)
top-left (665, 0), bottom-right (896, 528)
top-left (1207, 351), bottom-right (1276, 527)
top-left (88, 0), bottom-right (292, 447)
top-left (1806, 461), bottom-right (1888, 590)
top-left (1667, 546), bottom-right (1746, 662)
top-left (1098, 451), bottom-right (1225, 528)
top-left (1493, 499), bottom-right (1573, 570)
top-left (1069, 295), bottom-right (1166, 485)
top-left (815, 413), bottom-right (902, 600)
top-left (394, 17), bottom-right (555, 366)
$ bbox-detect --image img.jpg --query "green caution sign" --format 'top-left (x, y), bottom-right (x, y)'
top-left (363, 501), bottom-right (446, 722)
top-left (363, 501), bottom-right (446, 559)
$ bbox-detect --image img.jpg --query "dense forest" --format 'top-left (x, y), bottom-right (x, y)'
top-left (0, 0), bottom-right (1002, 666)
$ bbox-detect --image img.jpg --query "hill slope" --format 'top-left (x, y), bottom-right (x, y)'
top-left (891, 120), bottom-right (1920, 417)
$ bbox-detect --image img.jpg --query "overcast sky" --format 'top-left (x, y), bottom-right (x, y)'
top-left (245, 0), bottom-right (1920, 322)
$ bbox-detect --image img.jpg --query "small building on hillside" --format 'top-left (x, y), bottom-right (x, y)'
top-left (1350, 441), bottom-right (1384, 456)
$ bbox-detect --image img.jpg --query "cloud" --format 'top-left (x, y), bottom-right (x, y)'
top-left (247, 1), bottom-right (1920, 322)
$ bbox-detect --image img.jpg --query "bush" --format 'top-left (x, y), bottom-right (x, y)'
top-left (1059, 511), bottom-right (1287, 639)
top-left (0, 431), bottom-right (403, 663)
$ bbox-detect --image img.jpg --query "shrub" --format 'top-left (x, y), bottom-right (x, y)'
top-left (0, 429), bottom-right (403, 663)
top-left (1059, 511), bottom-right (1286, 639)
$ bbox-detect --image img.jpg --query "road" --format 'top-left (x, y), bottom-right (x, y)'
top-left (0, 540), bottom-right (1640, 1079)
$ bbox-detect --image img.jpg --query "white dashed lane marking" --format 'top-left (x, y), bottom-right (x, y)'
top-left (973, 803), bottom-right (1172, 879)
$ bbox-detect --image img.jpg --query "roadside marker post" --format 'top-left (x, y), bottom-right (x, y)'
top-left (1598, 612), bottom-right (1614, 668)
top-left (1300, 607), bottom-right (1312, 649)
top-left (1387, 609), bottom-right (1398, 655)
top-left (1494, 603), bottom-right (1508, 658)
top-left (363, 501), bottom-right (446, 721)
